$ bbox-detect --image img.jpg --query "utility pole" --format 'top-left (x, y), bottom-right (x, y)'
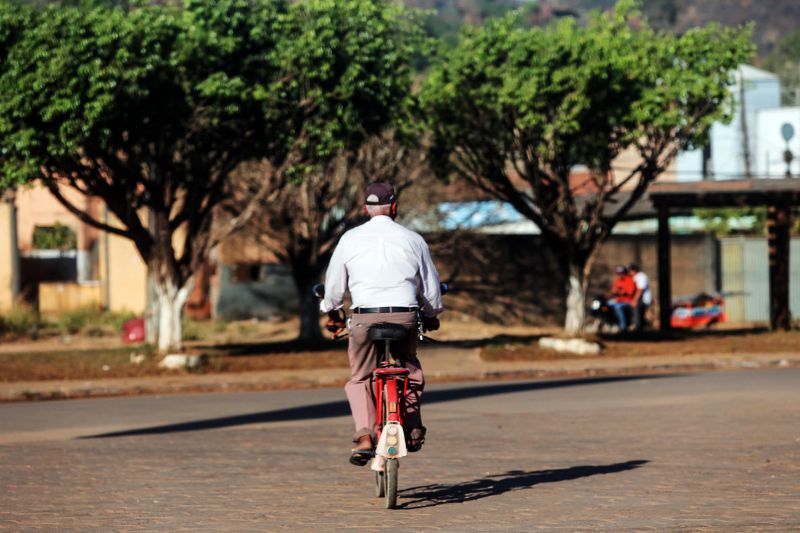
top-left (738, 68), bottom-right (753, 178)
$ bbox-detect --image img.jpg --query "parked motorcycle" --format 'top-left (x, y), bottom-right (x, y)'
top-left (588, 296), bottom-right (630, 334)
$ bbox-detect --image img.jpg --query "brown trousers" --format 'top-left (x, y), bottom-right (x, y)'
top-left (345, 311), bottom-right (423, 442)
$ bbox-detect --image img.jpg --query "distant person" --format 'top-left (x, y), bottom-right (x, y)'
top-left (628, 263), bottom-right (652, 331)
top-left (608, 265), bottom-right (635, 331)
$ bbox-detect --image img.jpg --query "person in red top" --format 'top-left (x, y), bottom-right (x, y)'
top-left (608, 265), bottom-right (635, 330)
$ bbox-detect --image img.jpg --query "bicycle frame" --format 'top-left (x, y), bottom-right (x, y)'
top-left (371, 338), bottom-right (410, 469)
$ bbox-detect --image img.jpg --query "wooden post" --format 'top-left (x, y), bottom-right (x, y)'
top-left (657, 205), bottom-right (672, 332)
top-left (767, 204), bottom-right (791, 330)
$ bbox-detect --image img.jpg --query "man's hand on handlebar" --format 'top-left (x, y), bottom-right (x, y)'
top-left (421, 315), bottom-right (440, 332)
top-left (326, 309), bottom-right (347, 337)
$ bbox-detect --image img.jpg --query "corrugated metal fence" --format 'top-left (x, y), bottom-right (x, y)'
top-left (720, 237), bottom-right (800, 322)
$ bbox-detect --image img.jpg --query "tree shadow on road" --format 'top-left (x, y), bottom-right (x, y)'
top-left (82, 375), bottom-right (678, 439)
top-left (397, 460), bottom-right (649, 509)
top-left (204, 333), bottom-right (544, 357)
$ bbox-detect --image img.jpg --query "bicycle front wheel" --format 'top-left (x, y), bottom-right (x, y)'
top-left (384, 458), bottom-right (398, 509)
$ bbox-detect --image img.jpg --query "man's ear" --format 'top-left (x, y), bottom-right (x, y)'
top-left (364, 205), bottom-right (369, 215)
top-left (390, 201), bottom-right (398, 218)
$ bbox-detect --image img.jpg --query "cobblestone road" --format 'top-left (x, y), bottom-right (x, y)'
top-left (1, 369), bottom-right (799, 531)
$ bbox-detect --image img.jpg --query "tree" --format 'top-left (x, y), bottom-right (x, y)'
top-left (229, 133), bottom-right (427, 342)
top-left (220, 0), bottom-right (427, 342)
top-left (0, 0), bottom-right (294, 352)
top-left (420, 0), bottom-right (753, 335)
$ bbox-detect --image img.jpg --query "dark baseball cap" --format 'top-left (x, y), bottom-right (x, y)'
top-left (364, 182), bottom-right (396, 205)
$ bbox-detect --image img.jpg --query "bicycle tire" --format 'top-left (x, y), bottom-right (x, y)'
top-left (384, 458), bottom-right (398, 509)
top-left (378, 382), bottom-right (390, 500)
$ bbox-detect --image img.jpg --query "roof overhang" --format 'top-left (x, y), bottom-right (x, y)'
top-left (649, 178), bottom-right (800, 209)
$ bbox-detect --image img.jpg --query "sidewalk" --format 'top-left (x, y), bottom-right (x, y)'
top-left (2, 345), bottom-right (799, 402)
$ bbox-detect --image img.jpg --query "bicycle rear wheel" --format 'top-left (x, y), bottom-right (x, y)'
top-left (384, 458), bottom-right (398, 509)
top-left (375, 470), bottom-right (385, 497)
top-left (377, 382), bottom-right (391, 500)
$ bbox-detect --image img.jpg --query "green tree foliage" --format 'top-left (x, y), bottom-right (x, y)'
top-left (693, 207), bottom-right (767, 236)
top-left (276, 0), bottom-right (426, 162)
top-left (420, 0), bottom-right (754, 334)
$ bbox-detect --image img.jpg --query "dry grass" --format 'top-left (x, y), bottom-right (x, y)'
top-left (482, 327), bottom-right (800, 361)
top-left (1, 316), bottom-right (797, 382)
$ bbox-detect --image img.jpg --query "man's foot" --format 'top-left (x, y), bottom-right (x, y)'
top-left (349, 435), bottom-right (374, 466)
top-left (406, 426), bottom-right (426, 452)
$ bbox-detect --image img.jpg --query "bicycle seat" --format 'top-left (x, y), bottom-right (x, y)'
top-left (368, 323), bottom-right (409, 342)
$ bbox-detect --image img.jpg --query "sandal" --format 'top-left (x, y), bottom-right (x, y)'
top-left (349, 449), bottom-right (374, 466)
top-left (406, 426), bottom-right (426, 452)
top-left (349, 434), bottom-right (374, 466)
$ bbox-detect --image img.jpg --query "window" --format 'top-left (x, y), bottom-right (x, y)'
top-left (32, 223), bottom-right (77, 251)
top-left (230, 263), bottom-right (264, 283)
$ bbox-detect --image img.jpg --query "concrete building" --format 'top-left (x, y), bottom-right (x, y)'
top-left (0, 184), bottom-right (147, 315)
top-left (676, 65), bottom-right (789, 181)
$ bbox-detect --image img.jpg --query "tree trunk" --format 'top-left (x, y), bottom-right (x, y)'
top-left (562, 242), bottom-right (603, 337)
top-left (297, 283), bottom-right (325, 343)
top-left (152, 274), bottom-right (193, 354)
top-left (293, 267), bottom-right (324, 343)
top-left (564, 263), bottom-right (587, 337)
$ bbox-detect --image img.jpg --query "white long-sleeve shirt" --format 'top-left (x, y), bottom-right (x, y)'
top-left (633, 271), bottom-right (653, 306)
top-left (320, 215), bottom-right (443, 317)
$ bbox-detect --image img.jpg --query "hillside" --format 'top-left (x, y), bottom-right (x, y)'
top-left (410, 0), bottom-right (800, 55)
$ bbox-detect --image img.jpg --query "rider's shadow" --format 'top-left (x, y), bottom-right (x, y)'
top-left (397, 460), bottom-right (649, 509)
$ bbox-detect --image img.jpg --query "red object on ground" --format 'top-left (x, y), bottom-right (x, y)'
top-left (670, 294), bottom-right (726, 329)
top-left (122, 318), bottom-right (146, 343)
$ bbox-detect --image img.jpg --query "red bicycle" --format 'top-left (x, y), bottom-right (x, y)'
top-left (368, 322), bottom-right (413, 508)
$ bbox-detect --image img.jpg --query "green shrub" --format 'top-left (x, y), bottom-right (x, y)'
top-left (54, 306), bottom-right (138, 336)
top-left (0, 307), bottom-right (41, 337)
top-left (182, 319), bottom-right (201, 341)
top-left (56, 307), bottom-right (95, 334)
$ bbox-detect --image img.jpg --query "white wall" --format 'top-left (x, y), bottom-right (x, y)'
top-left (675, 65), bottom-right (781, 181)
top-left (754, 106), bottom-right (800, 177)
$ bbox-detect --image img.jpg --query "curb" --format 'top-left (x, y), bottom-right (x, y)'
top-left (1, 354), bottom-right (797, 402)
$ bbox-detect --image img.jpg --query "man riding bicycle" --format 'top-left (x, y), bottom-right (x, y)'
top-left (320, 182), bottom-right (444, 466)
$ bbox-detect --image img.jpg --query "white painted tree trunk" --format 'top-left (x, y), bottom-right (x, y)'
top-left (153, 278), bottom-right (192, 354)
top-left (564, 269), bottom-right (586, 337)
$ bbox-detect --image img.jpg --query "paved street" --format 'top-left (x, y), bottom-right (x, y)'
top-left (1, 368), bottom-right (799, 531)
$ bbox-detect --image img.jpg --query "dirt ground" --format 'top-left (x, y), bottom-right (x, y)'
top-left (0, 316), bottom-right (797, 382)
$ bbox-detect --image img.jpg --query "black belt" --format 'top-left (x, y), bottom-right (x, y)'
top-left (353, 306), bottom-right (417, 314)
